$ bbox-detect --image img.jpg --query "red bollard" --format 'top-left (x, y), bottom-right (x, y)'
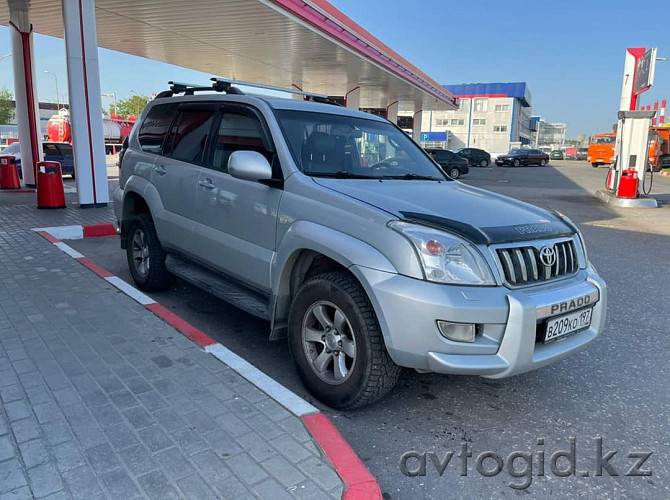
top-left (36, 161), bottom-right (66, 209)
top-left (0, 156), bottom-right (21, 189)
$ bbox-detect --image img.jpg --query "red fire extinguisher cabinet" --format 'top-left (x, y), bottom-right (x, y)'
top-left (616, 168), bottom-right (639, 199)
top-left (36, 161), bottom-right (66, 209)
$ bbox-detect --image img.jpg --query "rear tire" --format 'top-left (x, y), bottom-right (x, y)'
top-left (448, 167), bottom-right (461, 179)
top-left (539, 159), bottom-right (547, 167)
top-left (126, 213), bottom-right (174, 292)
top-left (288, 272), bottom-right (400, 410)
top-left (479, 159), bottom-right (489, 167)
top-left (591, 163), bottom-right (599, 168)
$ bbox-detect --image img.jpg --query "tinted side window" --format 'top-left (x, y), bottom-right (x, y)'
top-left (211, 111), bottom-right (270, 172)
top-left (163, 108), bottom-right (216, 165)
top-left (138, 103), bottom-right (178, 154)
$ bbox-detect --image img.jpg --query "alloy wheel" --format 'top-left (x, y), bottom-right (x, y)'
top-left (301, 301), bottom-right (357, 384)
top-left (131, 228), bottom-right (150, 278)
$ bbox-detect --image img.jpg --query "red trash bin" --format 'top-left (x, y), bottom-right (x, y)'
top-left (36, 161), bottom-right (66, 209)
top-left (0, 156), bottom-right (21, 190)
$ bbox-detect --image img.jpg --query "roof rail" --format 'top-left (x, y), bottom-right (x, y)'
top-left (154, 80), bottom-right (246, 99)
top-left (154, 77), bottom-right (341, 106)
top-left (211, 77), bottom-right (342, 105)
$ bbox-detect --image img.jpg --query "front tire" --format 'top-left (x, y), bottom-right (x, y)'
top-left (479, 159), bottom-right (489, 167)
top-left (448, 167), bottom-right (461, 179)
top-left (126, 213), bottom-right (174, 292)
top-left (513, 159), bottom-right (521, 167)
top-left (591, 163), bottom-right (599, 168)
top-left (288, 272), bottom-right (400, 410)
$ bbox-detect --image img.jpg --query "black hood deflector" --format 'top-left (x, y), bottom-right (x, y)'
top-left (399, 211), bottom-right (575, 245)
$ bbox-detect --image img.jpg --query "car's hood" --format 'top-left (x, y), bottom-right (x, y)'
top-left (312, 178), bottom-right (574, 244)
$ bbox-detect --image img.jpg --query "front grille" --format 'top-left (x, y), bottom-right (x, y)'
top-left (496, 240), bottom-right (579, 286)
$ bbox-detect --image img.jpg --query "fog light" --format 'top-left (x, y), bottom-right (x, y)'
top-left (437, 321), bottom-right (476, 342)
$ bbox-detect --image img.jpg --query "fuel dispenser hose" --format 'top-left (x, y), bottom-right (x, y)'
top-left (643, 163), bottom-right (653, 196)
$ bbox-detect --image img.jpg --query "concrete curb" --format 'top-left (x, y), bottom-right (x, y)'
top-left (34, 224), bottom-right (383, 499)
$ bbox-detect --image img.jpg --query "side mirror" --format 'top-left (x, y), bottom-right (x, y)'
top-left (228, 151), bottom-right (273, 182)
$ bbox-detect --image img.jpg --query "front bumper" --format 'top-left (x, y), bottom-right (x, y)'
top-left (353, 266), bottom-right (607, 379)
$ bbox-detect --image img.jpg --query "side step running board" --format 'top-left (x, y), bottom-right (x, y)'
top-left (165, 254), bottom-right (270, 320)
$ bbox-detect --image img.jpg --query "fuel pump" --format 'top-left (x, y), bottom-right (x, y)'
top-left (596, 47), bottom-right (659, 208)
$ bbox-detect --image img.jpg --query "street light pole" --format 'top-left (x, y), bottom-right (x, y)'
top-left (102, 92), bottom-right (117, 114)
top-left (44, 71), bottom-right (60, 111)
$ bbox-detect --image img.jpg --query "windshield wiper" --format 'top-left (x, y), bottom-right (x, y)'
top-left (380, 173), bottom-right (442, 181)
top-left (305, 170), bottom-right (377, 179)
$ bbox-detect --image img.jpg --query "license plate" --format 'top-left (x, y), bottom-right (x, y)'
top-left (544, 308), bottom-right (592, 343)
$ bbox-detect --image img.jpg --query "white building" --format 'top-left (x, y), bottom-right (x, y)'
top-left (414, 82), bottom-right (533, 156)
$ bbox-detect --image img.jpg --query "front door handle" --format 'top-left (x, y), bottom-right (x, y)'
top-left (154, 165), bottom-right (167, 175)
top-left (199, 179), bottom-right (215, 190)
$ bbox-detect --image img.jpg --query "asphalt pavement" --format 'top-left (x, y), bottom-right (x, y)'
top-left (66, 161), bottom-right (670, 499)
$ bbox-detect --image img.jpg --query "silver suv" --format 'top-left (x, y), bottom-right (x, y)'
top-left (114, 81), bottom-right (607, 409)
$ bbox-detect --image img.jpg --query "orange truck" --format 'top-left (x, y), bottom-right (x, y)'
top-left (587, 133), bottom-right (616, 167)
top-left (588, 128), bottom-right (670, 171)
top-left (649, 126), bottom-right (670, 172)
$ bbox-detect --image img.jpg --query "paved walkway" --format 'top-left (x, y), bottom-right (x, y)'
top-left (0, 192), bottom-right (343, 499)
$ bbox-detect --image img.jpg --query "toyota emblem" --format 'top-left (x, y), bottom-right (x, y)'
top-left (539, 245), bottom-right (557, 267)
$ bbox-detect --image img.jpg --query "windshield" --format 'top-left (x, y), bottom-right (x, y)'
top-left (1, 143), bottom-right (20, 155)
top-left (275, 110), bottom-right (447, 180)
top-left (591, 136), bottom-right (615, 145)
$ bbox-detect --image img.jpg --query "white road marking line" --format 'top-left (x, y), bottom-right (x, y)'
top-left (205, 343), bottom-right (318, 417)
top-left (104, 276), bottom-right (156, 305)
top-left (33, 225), bottom-right (83, 240)
top-left (54, 242), bottom-right (84, 259)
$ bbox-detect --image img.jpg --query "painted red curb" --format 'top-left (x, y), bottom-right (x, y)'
top-left (83, 223), bottom-right (117, 238)
top-left (145, 303), bottom-right (217, 347)
top-left (36, 230), bottom-right (61, 244)
top-left (76, 257), bottom-right (114, 278)
top-left (302, 413), bottom-right (383, 500)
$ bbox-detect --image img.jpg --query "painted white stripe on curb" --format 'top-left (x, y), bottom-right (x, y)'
top-left (104, 276), bottom-right (156, 305)
top-left (205, 343), bottom-right (319, 417)
top-left (33, 225), bottom-right (83, 240)
top-left (54, 242), bottom-right (85, 259)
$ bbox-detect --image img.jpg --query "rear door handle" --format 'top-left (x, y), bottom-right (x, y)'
top-left (154, 165), bottom-right (167, 175)
top-left (199, 178), bottom-right (215, 190)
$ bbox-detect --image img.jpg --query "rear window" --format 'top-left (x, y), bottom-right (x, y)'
top-left (43, 143), bottom-right (61, 155)
top-left (138, 103), bottom-right (178, 154)
top-left (56, 144), bottom-right (73, 156)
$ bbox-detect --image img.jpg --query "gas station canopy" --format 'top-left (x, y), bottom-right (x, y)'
top-left (0, 0), bottom-right (456, 112)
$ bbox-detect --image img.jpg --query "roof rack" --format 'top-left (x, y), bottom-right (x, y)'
top-left (154, 77), bottom-right (341, 106)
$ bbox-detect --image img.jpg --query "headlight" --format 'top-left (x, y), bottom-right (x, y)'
top-left (389, 221), bottom-right (495, 285)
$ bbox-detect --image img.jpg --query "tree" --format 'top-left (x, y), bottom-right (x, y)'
top-left (109, 94), bottom-right (151, 117)
top-left (0, 87), bottom-right (14, 125)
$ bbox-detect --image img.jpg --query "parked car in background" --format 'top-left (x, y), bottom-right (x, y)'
top-left (550, 150), bottom-right (564, 160)
top-left (454, 147), bottom-right (491, 167)
top-left (495, 148), bottom-right (549, 167)
top-left (424, 148), bottom-right (469, 179)
top-left (564, 147), bottom-right (577, 160)
top-left (0, 141), bottom-right (75, 177)
top-left (576, 148), bottom-right (588, 160)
